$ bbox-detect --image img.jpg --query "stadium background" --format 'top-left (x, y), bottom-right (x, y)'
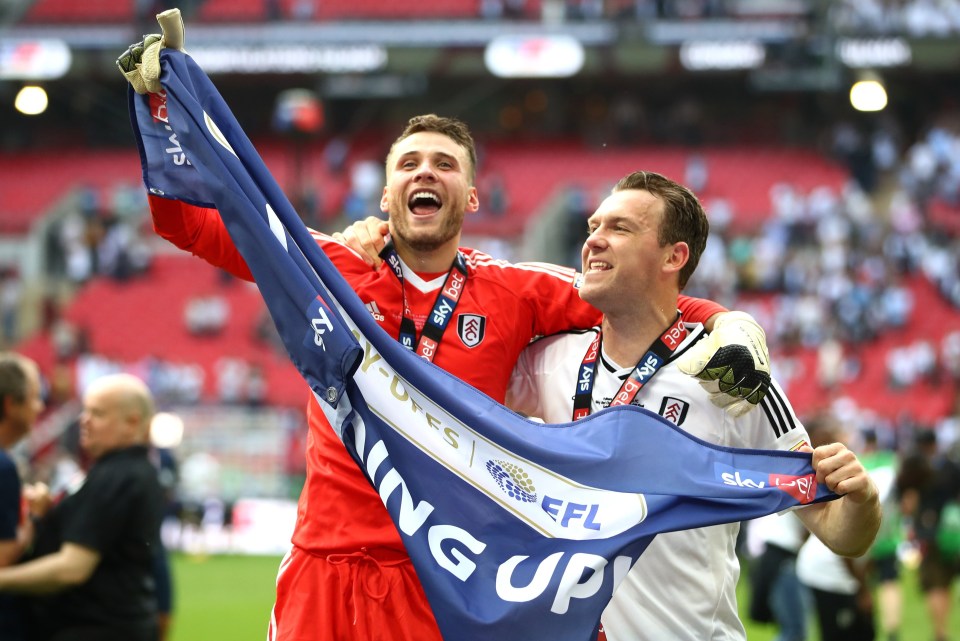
top-left (2, 0), bottom-right (960, 638)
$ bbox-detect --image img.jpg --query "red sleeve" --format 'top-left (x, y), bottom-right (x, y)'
top-left (678, 295), bottom-right (728, 326)
top-left (148, 193), bottom-right (374, 281)
top-left (505, 262), bottom-right (602, 336)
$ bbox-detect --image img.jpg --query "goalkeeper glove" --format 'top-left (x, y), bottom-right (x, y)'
top-left (675, 311), bottom-right (771, 418)
top-left (117, 8), bottom-right (185, 95)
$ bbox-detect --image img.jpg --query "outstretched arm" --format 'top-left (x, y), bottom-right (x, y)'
top-left (796, 442), bottom-right (881, 557)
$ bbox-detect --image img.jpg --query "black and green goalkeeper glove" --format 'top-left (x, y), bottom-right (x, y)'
top-left (676, 311), bottom-right (772, 418)
top-left (117, 8), bottom-right (185, 94)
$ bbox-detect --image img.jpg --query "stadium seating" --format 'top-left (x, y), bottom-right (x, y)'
top-left (15, 253), bottom-right (308, 407)
top-left (0, 141), bottom-right (846, 236)
top-left (22, 0), bottom-right (135, 23)
top-left (760, 274), bottom-right (958, 424)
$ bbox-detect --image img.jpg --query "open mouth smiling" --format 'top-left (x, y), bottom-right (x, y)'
top-left (408, 190), bottom-right (442, 216)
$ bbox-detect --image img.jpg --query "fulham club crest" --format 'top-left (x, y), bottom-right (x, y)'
top-left (658, 396), bottom-right (689, 426)
top-left (457, 314), bottom-right (486, 348)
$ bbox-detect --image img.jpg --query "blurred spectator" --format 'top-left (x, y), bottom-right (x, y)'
top-left (323, 136), bottom-right (349, 175)
top-left (0, 374), bottom-right (164, 641)
top-left (685, 154), bottom-right (709, 194)
top-left (746, 511), bottom-right (810, 641)
top-left (897, 428), bottom-right (960, 641)
top-left (481, 172), bottom-right (509, 217)
top-left (797, 418), bottom-right (875, 641)
top-left (215, 357), bottom-right (248, 405)
top-left (183, 295), bottom-right (228, 336)
top-left (0, 353), bottom-right (45, 641)
top-left (0, 271), bottom-right (22, 348)
top-left (860, 429), bottom-right (904, 641)
top-left (245, 364), bottom-right (267, 408)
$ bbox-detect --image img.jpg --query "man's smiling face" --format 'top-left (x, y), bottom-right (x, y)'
top-left (381, 131), bottom-right (479, 253)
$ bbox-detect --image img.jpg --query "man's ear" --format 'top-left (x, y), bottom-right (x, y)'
top-left (380, 187), bottom-right (389, 214)
top-left (466, 186), bottom-right (480, 213)
top-left (665, 242), bottom-right (690, 274)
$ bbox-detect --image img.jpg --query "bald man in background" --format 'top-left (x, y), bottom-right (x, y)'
top-left (0, 373), bottom-right (164, 641)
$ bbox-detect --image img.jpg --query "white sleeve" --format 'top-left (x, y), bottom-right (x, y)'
top-left (731, 379), bottom-right (810, 452)
top-left (506, 342), bottom-right (545, 419)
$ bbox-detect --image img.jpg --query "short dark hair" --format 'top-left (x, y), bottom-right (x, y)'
top-left (0, 353), bottom-right (29, 422)
top-left (388, 114), bottom-right (478, 183)
top-left (612, 171), bottom-right (709, 289)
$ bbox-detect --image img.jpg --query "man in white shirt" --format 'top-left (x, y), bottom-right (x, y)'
top-left (507, 170), bottom-right (881, 641)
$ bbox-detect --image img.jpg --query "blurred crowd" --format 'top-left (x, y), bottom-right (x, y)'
top-left (744, 420), bottom-right (960, 641)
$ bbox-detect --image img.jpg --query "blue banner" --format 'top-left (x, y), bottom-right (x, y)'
top-left (129, 51), bottom-right (835, 641)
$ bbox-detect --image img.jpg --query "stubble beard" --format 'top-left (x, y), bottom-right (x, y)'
top-left (393, 207), bottom-right (465, 253)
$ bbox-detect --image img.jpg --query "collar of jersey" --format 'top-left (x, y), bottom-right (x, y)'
top-left (391, 257), bottom-right (450, 293)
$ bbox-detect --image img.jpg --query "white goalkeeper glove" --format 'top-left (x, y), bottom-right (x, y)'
top-left (676, 311), bottom-right (771, 418)
top-left (117, 8), bottom-right (186, 95)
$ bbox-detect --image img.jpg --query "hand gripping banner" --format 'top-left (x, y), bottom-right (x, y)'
top-left (129, 51), bottom-right (836, 641)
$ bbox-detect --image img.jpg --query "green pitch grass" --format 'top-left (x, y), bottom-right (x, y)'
top-left (170, 553), bottom-right (956, 640)
top-left (170, 553), bottom-right (282, 641)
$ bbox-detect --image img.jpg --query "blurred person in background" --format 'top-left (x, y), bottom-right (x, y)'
top-left (0, 373), bottom-right (164, 641)
top-left (746, 510), bottom-right (810, 641)
top-left (796, 417), bottom-right (875, 641)
top-left (505, 170), bottom-right (880, 641)
top-left (859, 428), bottom-right (904, 641)
top-left (118, 13), bottom-right (775, 641)
top-left (897, 428), bottom-right (960, 641)
top-left (0, 353), bottom-right (45, 641)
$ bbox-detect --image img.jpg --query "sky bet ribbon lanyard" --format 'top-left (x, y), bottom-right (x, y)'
top-left (382, 242), bottom-right (469, 363)
top-left (572, 312), bottom-right (688, 421)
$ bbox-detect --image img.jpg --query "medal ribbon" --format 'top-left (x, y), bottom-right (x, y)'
top-left (571, 312), bottom-right (688, 421)
top-left (383, 243), bottom-right (468, 363)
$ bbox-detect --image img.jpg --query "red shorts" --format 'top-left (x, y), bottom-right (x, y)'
top-left (269, 544), bottom-right (443, 641)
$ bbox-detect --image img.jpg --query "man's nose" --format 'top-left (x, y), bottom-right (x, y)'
top-left (413, 163), bottom-right (437, 181)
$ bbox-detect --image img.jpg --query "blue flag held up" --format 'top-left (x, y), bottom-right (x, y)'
top-left (129, 50), bottom-right (835, 641)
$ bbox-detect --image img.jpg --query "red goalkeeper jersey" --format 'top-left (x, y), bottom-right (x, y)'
top-left (148, 194), bottom-right (725, 553)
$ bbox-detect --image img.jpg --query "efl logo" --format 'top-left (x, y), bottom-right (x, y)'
top-left (541, 495), bottom-right (602, 530)
top-left (457, 314), bottom-right (485, 348)
top-left (770, 474), bottom-right (817, 504)
top-left (486, 460), bottom-right (537, 503)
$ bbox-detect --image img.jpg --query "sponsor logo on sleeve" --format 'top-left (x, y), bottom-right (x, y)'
top-left (715, 464), bottom-right (817, 504)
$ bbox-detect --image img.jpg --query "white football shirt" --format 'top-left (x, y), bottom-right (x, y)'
top-left (508, 322), bottom-right (811, 641)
